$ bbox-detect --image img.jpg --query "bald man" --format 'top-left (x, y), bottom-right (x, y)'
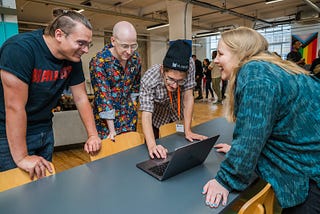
top-left (89, 21), bottom-right (141, 141)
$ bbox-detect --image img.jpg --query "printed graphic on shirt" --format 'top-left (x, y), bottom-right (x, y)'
top-left (32, 66), bottom-right (72, 83)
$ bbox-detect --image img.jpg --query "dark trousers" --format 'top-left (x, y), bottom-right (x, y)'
top-left (205, 79), bottom-right (214, 98)
top-left (152, 125), bottom-right (160, 139)
top-left (195, 78), bottom-right (202, 97)
top-left (221, 80), bottom-right (228, 99)
top-left (0, 130), bottom-right (54, 171)
top-left (282, 180), bottom-right (320, 214)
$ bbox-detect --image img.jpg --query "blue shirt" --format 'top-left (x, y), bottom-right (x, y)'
top-left (215, 60), bottom-right (320, 208)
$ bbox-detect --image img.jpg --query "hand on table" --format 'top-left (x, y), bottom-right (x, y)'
top-left (202, 179), bottom-right (229, 208)
top-left (214, 143), bottom-right (231, 154)
top-left (84, 135), bottom-right (101, 155)
top-left (185, 131), bottom-right (207, 142)
top-left (17, 155), bottom-right (53, 180)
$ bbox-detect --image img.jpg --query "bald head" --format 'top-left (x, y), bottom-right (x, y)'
top-left (112, 21), bottom-right (137, 41)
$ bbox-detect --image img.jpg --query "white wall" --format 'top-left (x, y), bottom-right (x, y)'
top-left (192, 37), bottom-right (207, 62)
top-left (147, 36), bottom-right (168, 70)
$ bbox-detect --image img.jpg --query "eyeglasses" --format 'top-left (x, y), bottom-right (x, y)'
top-left (165, 76), bottom-right (186, 86)
top-left (115, 39), bottom-right (138, 51)
top-left (76, 40), bottom-right (93, 49)
top-left (61, 29), bottom-right (93, 49)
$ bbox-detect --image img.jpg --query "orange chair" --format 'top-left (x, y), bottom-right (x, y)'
top-left (238, 183), bottom-right (275, 214)
top-left (90, 131), bottom-right (145, 161)
top-left (0, 162), bottom-right (56, 192)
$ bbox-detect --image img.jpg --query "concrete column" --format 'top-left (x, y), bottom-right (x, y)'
top-left (0, 0), bottom-right (18, 46)
top-left (166, 0), bottom-right (193, 40)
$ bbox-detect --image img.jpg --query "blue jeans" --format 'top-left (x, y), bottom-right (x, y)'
top-left (0, 130), bottom-right (54, 171)
top-left (282, 180), bottom-right (320, 214)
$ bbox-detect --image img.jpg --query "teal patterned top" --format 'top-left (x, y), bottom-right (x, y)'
top-left (215, 60), bottom-right (320, 208)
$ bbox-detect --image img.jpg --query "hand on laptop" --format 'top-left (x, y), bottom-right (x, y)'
top-left (214, 143), bottom-right (231, 154)
top-left (148, 144), bottom-right (168, 159)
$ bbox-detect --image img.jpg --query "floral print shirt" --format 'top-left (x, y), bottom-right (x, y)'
top-left (89, 44), bottom-right (141, 139)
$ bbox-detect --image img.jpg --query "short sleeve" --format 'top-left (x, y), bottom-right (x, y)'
top-left (0, 43), bottom-right (34, 84)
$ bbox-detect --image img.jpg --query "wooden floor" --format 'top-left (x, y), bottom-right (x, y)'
top-left (52, 99), bottom-right (225, 173)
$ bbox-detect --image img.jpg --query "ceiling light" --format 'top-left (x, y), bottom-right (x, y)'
top-left (194, 31), bottom-right (221, 38)
top-left (146, 23), bottom-right (169, 31)
top-left (265, 0), bottom-right (284, 4)
top-left (76, 9), bottom-right (85, 13)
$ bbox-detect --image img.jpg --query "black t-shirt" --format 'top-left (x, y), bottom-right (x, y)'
top-left (287, 51), bottom-right (302, 62)
top-left (194, 59), bottom-right (203, 78)
top-left (0, 30), bottom-right (85, 136)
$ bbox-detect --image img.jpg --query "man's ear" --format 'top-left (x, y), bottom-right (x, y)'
top-left (55, 29), bottom-right (65, 42)
top-left (160, 65), bottom-right (164, 74)
top-left (110, 36), bottom-right (116, 47)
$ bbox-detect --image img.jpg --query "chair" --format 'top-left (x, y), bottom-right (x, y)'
top-left (0, 162), bottom-right (56, 192)
top-left (238, 183), bottom-right (275, 214)
top-left (90, 131), bottom-right (145, 161)
top-left (159, 122), bottom-right (177, 138)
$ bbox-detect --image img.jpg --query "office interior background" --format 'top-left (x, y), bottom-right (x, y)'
top-left (1, 2), bottom-right (319, 212)
top-left (1, 0), bottom-right (320, 94)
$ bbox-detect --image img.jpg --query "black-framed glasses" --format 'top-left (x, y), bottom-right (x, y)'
top-left (165, 76), bottom-right (186, 86)
top-left (115, 39), bottom-right (138, 51)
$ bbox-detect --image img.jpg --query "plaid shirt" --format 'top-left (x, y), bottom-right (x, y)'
top-left (139, 59), bottom-right (196, 128)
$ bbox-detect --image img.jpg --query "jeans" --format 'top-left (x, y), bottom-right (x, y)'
top-left (282, 180), bottom-right (320, 214)
top-left (0, 130), bottom-right (54, 171)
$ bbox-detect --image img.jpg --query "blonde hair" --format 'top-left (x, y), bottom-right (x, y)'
top-left (222, 27), bottom-right (309, 122)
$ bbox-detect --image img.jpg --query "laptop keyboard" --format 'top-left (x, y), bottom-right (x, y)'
top-left (149, 162), bottom-right (169, 176)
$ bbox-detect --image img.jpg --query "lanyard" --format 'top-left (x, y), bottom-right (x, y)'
top-left (168, 86), bottom-right (181, 121)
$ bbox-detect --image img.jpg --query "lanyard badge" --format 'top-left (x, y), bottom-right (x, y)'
top-left (168, 86), bottom-right (184, 133)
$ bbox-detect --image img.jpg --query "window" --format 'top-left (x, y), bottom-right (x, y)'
top-left (257, 24), bottom-right (292, 59)
top-left (205, 24), bottom-right (292, 60)
top-left (206, 35), bottom-right (221, 59)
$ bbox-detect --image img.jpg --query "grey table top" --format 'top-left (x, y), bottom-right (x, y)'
top-left (0, 117), bottom-right (249, 214)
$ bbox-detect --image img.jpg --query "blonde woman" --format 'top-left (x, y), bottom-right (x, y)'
top-left (202, 27), bottom-right (320, 213)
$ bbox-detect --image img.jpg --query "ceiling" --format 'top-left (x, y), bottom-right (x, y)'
top-left (15, 0), bottom-right (320, 38)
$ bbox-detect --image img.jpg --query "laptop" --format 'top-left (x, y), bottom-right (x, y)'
top-left (136, 135), bottom-right (219, 181)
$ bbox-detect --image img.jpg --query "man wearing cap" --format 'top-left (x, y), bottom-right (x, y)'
top-left (139, 40), bottom-right (207, 159)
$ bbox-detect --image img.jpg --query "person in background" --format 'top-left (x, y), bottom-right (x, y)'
top-left (203, 58), bottom-right (214, 100)
top-left (192, 54), bottom-right (203, 100)
top-left (202, 27), bottom-right (320, 213)
top-left (310, 49), bottom-right (320, 79)
top-left (140, 40), bottom-right (207, 159)
top-left (0, 9), bottom-right (101, 178)
top-left (208, 50), bottom-right (222, 104)
top-left (90, 21), bottom-right (141, 141)
top-left (287, 40), bottom-right (305, 67)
